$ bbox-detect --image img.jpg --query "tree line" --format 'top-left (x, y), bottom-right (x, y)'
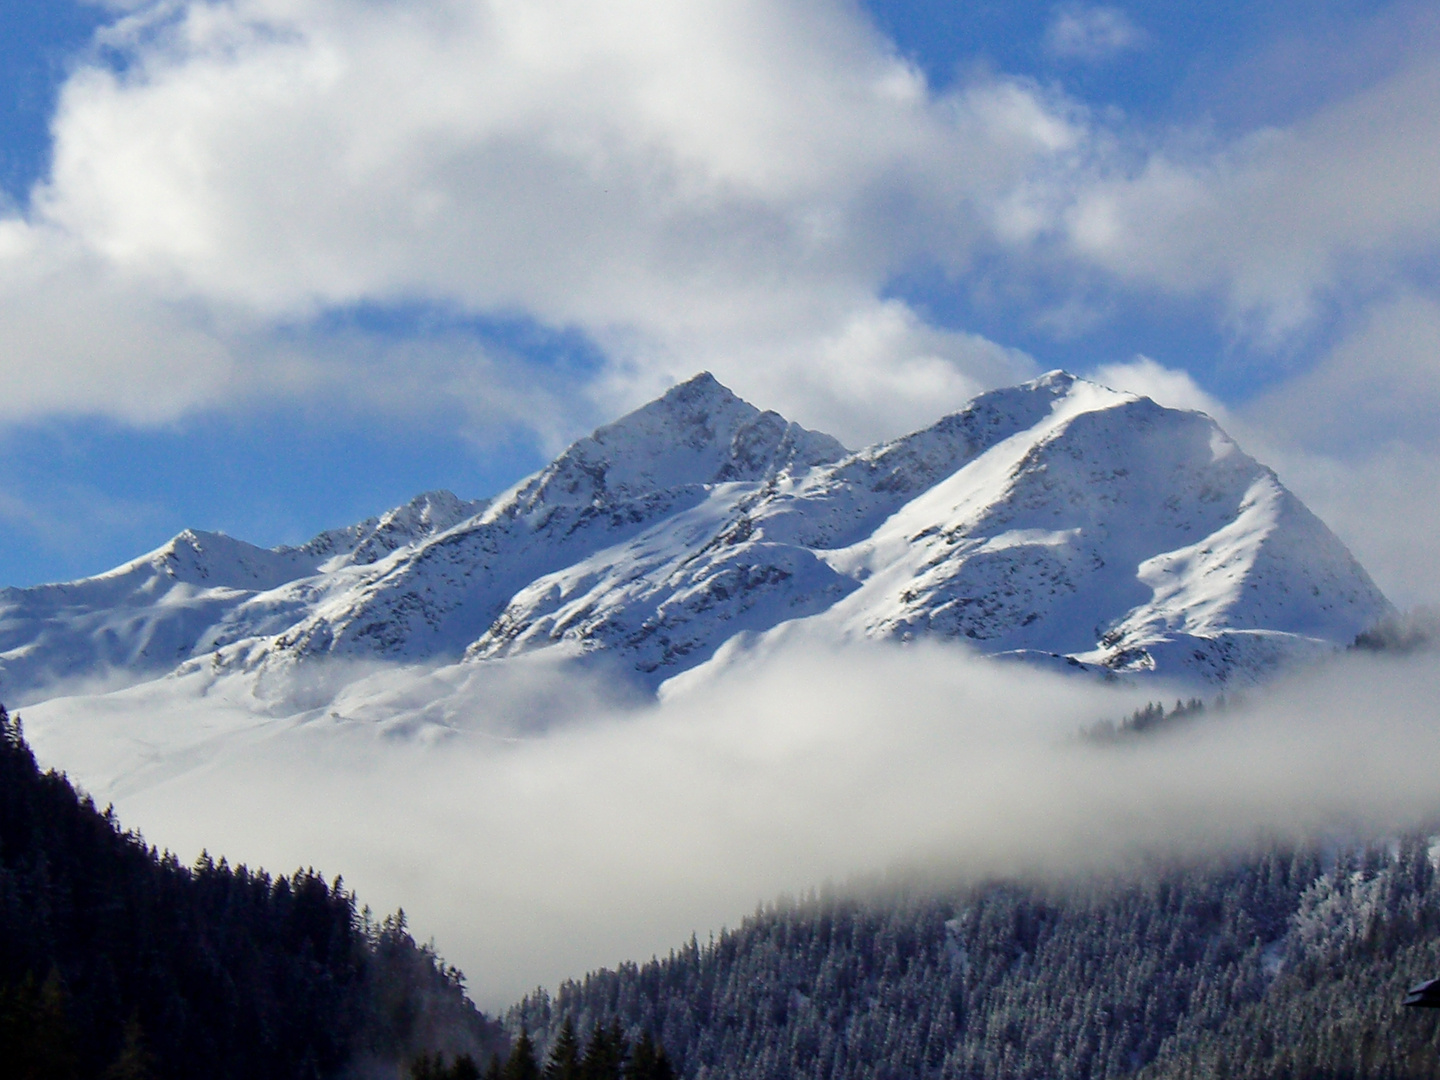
top-left (410, 1016), bottom-right (676, 1080)
top-left (10, 686), bottom-right (1440, 1080)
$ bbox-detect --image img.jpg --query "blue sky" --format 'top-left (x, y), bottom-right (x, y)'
top-left (2, 0), bottom-right (1439, 601)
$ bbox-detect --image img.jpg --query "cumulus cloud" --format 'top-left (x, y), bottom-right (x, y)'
top-left (0, 0), bottom-right (1437, 519)
top-left (0, 221), bottom-right (240, 423)
top-left (1043, 6), bottom-right (1145, 63)
top-left (1053, 52), bottom-right (1440, 338)
top-left (21, 639), bottom-right (1440, 1008)
top-left (0, 0), bottom-right (1074, 442)
top-left (601, 298), bottom-right (1039, 448)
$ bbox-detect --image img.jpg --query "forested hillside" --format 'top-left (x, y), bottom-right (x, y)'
top-left (508, 841), bottom-right (1440, 1079)
top-left (11, 680), bottom-right (1440, 1080)
top-left (0, 707), bottom-right (504, 1079)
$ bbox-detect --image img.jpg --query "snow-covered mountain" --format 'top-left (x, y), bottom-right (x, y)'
top-left (0, 372), bottom-right (1392, 706)
top-left (0, 489), bottom-right (485, 702)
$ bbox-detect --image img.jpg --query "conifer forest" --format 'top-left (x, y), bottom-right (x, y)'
top-left (0, 708), bottom-right (504, 1078)
top-left (509, 842), bottom-right (1440, 1079)
top-left (6, 697), bottom-right (1440, 1078)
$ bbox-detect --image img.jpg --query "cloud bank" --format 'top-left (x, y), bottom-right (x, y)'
top-left (11, 0), bottom-right (1075, 442)
top-left (23, 640), bottom-right (1440, 1009)
top-left (3, 1), bottom-right (1429, 437)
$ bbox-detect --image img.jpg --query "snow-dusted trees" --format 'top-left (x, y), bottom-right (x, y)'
top-left (508, 844), bottom-right (1440, 1080)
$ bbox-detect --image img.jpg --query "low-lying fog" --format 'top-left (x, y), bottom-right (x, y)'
top-left (20, 637), bottom-right (1440, 1010)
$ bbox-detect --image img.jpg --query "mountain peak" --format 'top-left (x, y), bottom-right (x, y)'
top-left (1030, 369), bottom-right (1079, 389)
top-left (292, 489), bottom-right (489, 568)
top-left (0, 371), bottom-right (1393, 703)
top-left (465, 372), bottom-right (1390, 686)
top-left (657, 370), bottom-right (730, 402)
top-left (500, 374), bottom-right (846, 513)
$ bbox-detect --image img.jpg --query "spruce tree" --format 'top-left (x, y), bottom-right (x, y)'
top-left (503, 1029), bottom-right (541, 1080)
top-left (580, 1020), bottom-right (627, 1080)
top-left (545, 1016), bottom-right (582, 1080)
top-left (625, 1032), bottom-right (675, 1080)
top-left (100, 1015), bottom-right (156, 1080)
top-left (0, 969), bottom-right (80, 1080)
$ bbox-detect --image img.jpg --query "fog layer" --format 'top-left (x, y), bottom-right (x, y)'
top-left (22, 641), bottom-right (1440, 1009)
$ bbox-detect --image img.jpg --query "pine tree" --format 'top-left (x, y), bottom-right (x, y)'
top-left (504, 1029), bottom-right (541, 1080)
top-left (580, 1020), bottom-right (627, 1080)
top-left (101, 1015), bottom-right (156, 1080)
top-left (625, 1032), bottom-right (675, 1080)
top-left (0, 968), bottom-right (81, 1080)
top-left (545, 1016), bottom-right (583, 1080)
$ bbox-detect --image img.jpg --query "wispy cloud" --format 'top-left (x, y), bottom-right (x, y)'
top-left (1051, 53), bottom-right (1440, 338)
top-left (1043, 6), bottom-right (1146, 63)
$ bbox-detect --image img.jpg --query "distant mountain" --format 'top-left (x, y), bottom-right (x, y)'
top-left (0, 371), bottom-right (1391, 705)
top-left (0, 490), bottom-right (485, 703)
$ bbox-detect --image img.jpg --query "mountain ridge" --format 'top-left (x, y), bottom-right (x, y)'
top-left (0, 371), bottom-right (1392, 705)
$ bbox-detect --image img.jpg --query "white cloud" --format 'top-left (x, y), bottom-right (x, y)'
top-left (591, 297), bottom-right (1037, 448)
top-left (1053, 53), bottom-right (1440, 338)
top-left (0, 0), bottom-right (1081, 441)
top-left (773, 300), bottom-right (1036, 445)
top-left (22, 639), bottom-right (1440, 1008)
top-left (0, 0), bottom-right (1437, 496)
top-left (1043, 6), bottom-right (1145, 63)
top-left (0, 221), bottom-right (240, 423)
top-left (1087, 355), bottom-right (1228, 419)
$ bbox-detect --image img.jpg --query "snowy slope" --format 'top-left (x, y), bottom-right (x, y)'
top-left (464, 371), bottom-right (1391, 685)
top-left (0, 371), bottom-right (1393, 705)
top-left (0, 490), bottom-right (483, 704)
top-left (255, 373), bottom-right (847, 665)
top-left (463, 375), bottom-right (1074, 673)
top-left (803, 376), bottom-right (1388, 678)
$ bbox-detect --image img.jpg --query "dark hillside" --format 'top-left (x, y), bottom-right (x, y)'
top-left (0, 707), bottom-right (504, 1079)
